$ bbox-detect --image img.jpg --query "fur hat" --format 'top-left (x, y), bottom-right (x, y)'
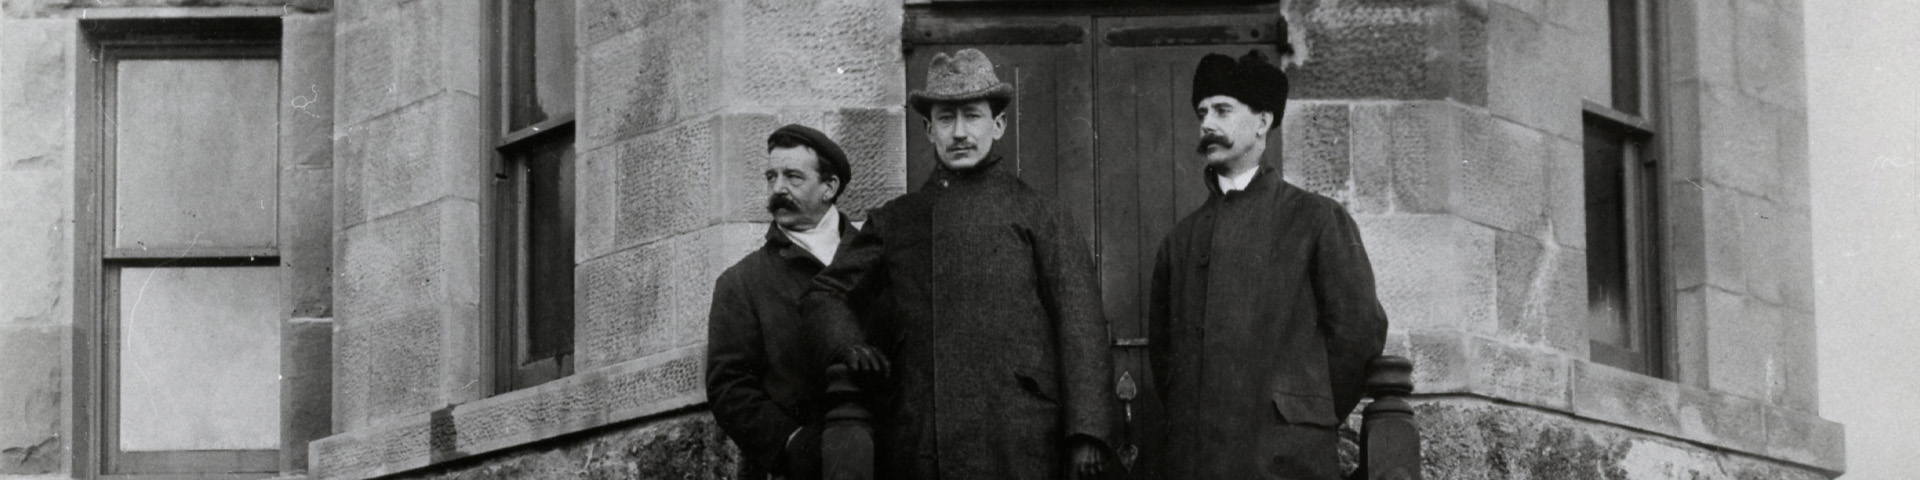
top-left (1191, 50), bottom-right (1289, 126)
top-left (767, 124), bottom-right (852, 199)
top-left (909, 48), bottom-right (1014, 117)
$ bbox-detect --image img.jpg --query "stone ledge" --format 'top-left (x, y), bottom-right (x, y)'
top-left (1390, 329), bottom-right (1844, 475)
top-left (309, 345), bottom-right (706, 480)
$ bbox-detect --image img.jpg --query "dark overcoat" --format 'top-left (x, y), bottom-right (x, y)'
top-left (707, 215), bottom-right (856, 480)
top-left (1148, 163), bottom-right (1389, 479)
top-left (802, 155), bottom-right (1116, 480)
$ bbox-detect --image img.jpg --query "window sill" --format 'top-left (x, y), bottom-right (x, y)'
top-left (308, 345), bottom-right (705, 480)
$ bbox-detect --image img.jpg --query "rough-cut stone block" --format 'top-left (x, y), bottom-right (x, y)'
top-left (1356, 214), bottom-right (1496, 332)
top-left (0, 325), bottom-right (62, 475)
top-left (1736, 194), bottom-right (1787, 305)
top-left (1281, 101), bottom-right (1352, 206)
top-left (1703, 287), bottom-right (1776, 400)
top-left (1766, 405), bottom-right (1846, 474)
top-left (1405, 331), bottom-right (1468, 394)
top-left (1699, 185), bottom-right (1747, 295)
top-left (1287, 0), bottom-right (1486, 104)
top-left (580, 1), bottom-right (722, 150)
top-left (1665, 179), bottom-right (1707, 290)
top-left (576, 143), bottom-right (620, 263)
top-left (1459, 118), bottom-right (1546, 234)
top-left (284, 13), bottom-right (336, 169)
top-left (312, 347), bottom-right (710, 480)
top-left (577, 224), bottom-right (757, 371)
top-left (1700, 86), bottom-right (1783, 198)
top-left (334, 200), bottom-right (482, 432)
top-left (1668, 286), bottom-right (1710, 386)
top-left (335, 94), bottom-right (483, 228)
top-left (1383, 102), bottom-right (1475, 214)
top-left (400, 412), bottom-right (733, 480)
top-left (1771, 307), bottom-right (1818, 413)
top-left (579, 0), bottom-right (657, 47)
top-left (1415, 397), bottom-right (1832, 480)
top-left (1347, 103), bottom-right (1392, 214)
top-left (284, 317), bottom-right (336, 472)
top-left (335, 0), bottom-right (470, 126)
top-left (0, 19), bottom-right (72, 171)
top-left (1492, 232), bottom-right (1585, 353)
top-left (613, 117), bottom-right (718, 247)
top-left (1572, 360), bottom-right (1679, 434)
top-left (283, 165), bottom-right (335, 318)
top-left (1485, 4), bottom-right (1587, 140)
top-left (712, 109), bottom-right (909, 226)
top-left (1675, 385), bottom-right (1767, 453)
top-left (1676, 0), bottom-right (1737, 86)
top-left (1733, 0), bottom-right (1806, 111)
top-left (725, 0), bottom-right (903, 108)
top-left (0, 172), bottom-right (66, 326)
top-left (1468, 336), bottom-right (1571, 411)
top-left (1542, 135), bottom-right (1584, 249)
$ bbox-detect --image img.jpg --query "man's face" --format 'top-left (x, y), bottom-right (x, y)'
top-left (1195, 95), bottom-right (1273, 170)
top-left (925, 100), bottom-right (1006, 170)
top-left (764, 145), bottom-right (839, 231)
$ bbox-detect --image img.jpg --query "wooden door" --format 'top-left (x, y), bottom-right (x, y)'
top-left (1093, 14), bottom-right (1287, 478)
top-left (905, 11), bottom-right (1285, 478)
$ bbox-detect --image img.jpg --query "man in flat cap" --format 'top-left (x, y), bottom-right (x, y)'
top-left (1147, 50), bottom-right (1388, 479)
top-left (802, 48), bottom-right (1115, 479)
top-left (708, 124), bottom-right (860, 480)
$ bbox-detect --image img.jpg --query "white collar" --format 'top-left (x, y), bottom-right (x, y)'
top-left (780, 206), bottom-right (842, 265)
top-left (1216, 166), bottom-right (1259, 193)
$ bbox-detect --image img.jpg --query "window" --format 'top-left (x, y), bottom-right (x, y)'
top-left (81, 35), bottom-right (286, 476)
top-left (1584, 0), bottom-right (1665, 376)
top-left (490, 0), bottom-right (578, 392)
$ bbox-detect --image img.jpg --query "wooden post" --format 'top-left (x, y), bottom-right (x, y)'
top-left (1353, 355), bottom-right (1420, 480)
top-left (820, 364), bottom-right (874, 480)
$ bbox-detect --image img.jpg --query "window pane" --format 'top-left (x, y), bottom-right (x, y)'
top-left (522, 139), bottom-right (575, 364)
top-left (1584, 123), bottom-right (1632, 348)
top-left (507, 0), bottom-right (576, 130)
top-left (118, 266), bottom-right (281, 452)
top-left (114, 59), bottom-right (279, 251)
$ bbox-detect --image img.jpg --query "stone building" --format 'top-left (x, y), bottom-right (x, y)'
top-left (0, 0), bottom-right (1843, 478)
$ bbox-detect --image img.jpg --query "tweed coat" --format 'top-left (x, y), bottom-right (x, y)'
top-left (1148, 163), bottom-right (1389, 479)
top-left (707, 215), bottom-right (856, 480)
top-left (801, 155), bottom-right (1115, 480)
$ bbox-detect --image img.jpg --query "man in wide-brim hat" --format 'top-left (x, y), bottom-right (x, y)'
top-left (803, 48), bottom-right (1116, 479)
top-left (1146, 50), bottom-right (1389, 479)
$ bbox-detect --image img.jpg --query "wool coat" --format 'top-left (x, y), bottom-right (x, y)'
top-left (707, 215), bottom-right (856, 480)
top-left (1148, 163), bottom-right (1389, 479)
top-left (801, 155), bottom-right (1116, 480)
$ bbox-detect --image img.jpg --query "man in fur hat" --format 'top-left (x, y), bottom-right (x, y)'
top-left (802, 48), bottom-right (1115, 479)
top-left (708, 124), bottom-right (859, 480)
top-left (1146, 50), bottom-right (1389, 479)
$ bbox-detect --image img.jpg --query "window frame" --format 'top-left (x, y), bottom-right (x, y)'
top-left (485, 0), bottom-right (579, 393)
top-left (77, 34), bottom-right (285, 479)
top-left (1584, 0), bottom-right (1669, 378)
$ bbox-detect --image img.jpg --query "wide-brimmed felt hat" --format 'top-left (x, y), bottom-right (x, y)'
top-left (909, 48), bottom-right (1014, 116)
top-left (1192, 50), bottom-right (1289, 129)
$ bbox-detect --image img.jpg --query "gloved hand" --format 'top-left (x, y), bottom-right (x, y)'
top-left (1069, 437), bottom-right (1105, 478)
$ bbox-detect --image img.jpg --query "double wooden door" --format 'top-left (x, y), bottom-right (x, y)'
top-left (904, 10), bottom-right (1287, 476)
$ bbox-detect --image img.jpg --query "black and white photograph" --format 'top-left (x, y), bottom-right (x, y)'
top-left (0, 0), bottom-right (1909, 478)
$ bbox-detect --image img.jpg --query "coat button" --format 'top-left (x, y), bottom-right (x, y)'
top-left (940, 179), bottom-right (949, 188)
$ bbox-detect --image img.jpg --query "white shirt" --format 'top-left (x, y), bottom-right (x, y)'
top-left (1216, 166), bottom-right (1259, 193)
top-left (780, 205), bottom-right (842, 265)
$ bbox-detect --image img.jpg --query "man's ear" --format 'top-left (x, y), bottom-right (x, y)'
top-left (991, 111), bottom-right (1008, 140)
top-left (1258, 111), bottom-right (1275, 132)
top-left (824, 175), bottom-right (842, 203)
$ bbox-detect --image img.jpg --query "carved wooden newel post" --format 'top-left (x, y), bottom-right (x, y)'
top-left (1353, 355), bottom-right (1420, 480)
top-left (820, 364), bottom-right (874, 480)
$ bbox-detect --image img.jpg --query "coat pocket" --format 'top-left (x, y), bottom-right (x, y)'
top-left (1269, 392), bottom-right (1337, 428)
top-left (1013, 366), bottom-right (1061, 404)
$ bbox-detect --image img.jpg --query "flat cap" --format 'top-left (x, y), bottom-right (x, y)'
top-left (767, 124), bottom-right (852, 198)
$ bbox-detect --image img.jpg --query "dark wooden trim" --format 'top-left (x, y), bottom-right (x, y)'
top-left (904, 16), bottom-right (1087, 45)
top-left (1102, 22), bottom-right (1279, 47)
top-left (81, 23), bottom-right (288, 476)
top-left (497, 114), bottom-right (576, 150)
top-left (1583, 99), bottom-right (1654, 136)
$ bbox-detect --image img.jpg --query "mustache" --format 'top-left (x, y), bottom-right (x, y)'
top-left (766, 194), bottom-right (799, 213)
top-left (945, 142), bottom-right (979, 152)
top-left (1197, 133), bottom-right (1232, 154)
